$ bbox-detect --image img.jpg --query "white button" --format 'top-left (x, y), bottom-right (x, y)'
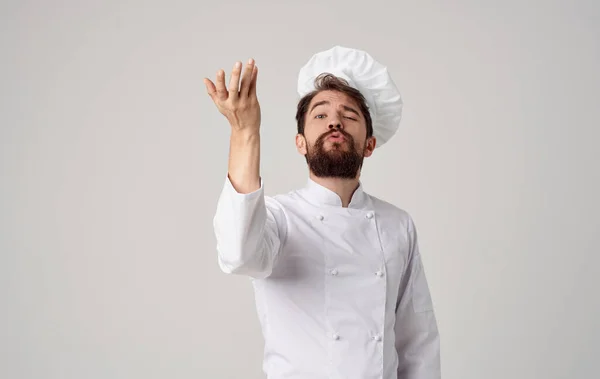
top-left (373, 335), bottom-right (382, 342)
top-left (330, 269), bottom-right (338, 276)
top-left (317, 214), bottom-right (324, 221)
top-left (366, 212), bottom-right (374, 219)
top-left (375, 271), bottom-right (384, 277)
top-left (332, 333), bottom-right (340, 340)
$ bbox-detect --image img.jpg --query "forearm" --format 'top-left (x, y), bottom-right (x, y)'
top-left (228, 130), bottom-right (261, 194)
top-left (206, 58), bottom-right (274, 277)
top-left (215, 132), bottom-right (283, 278)
top-left (213, 176), bottom-right (276, 278)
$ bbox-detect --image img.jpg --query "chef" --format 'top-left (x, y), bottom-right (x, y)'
top-left (204, 46), bottom-right (440, 379)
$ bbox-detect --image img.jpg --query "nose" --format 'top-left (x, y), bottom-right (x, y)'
top-left (328, 117), bottom-right (343, 130)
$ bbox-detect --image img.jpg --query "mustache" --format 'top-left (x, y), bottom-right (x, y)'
top-left (317, 128), bottom-right (353, 143)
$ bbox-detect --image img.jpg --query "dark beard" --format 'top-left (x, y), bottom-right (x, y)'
top-left (305, 130), bottom-right (365, 179)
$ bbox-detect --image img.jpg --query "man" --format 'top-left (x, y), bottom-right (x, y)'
top-left (204, 46), bottom-right (440, 379)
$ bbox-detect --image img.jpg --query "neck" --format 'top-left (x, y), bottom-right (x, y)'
top-left (308, 171), bottom-right (361, 208)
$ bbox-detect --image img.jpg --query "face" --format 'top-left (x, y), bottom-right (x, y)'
top-left (296, 90), bottom-right (376, 178)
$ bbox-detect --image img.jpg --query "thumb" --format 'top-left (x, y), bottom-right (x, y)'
top-left (204, 78), bottom-right (217, 100)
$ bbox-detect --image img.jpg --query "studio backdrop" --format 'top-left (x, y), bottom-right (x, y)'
top-left (2, 1), bottom-right (599, 378)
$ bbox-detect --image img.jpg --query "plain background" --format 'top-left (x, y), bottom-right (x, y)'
top-left (2, 0), bottom-right (599, 378)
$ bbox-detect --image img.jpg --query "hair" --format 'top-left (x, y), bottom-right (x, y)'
top-left (295, 73), bottom-right (373, 138)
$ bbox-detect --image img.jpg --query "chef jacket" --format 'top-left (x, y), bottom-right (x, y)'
top-left (213, 175), bottom-right (440, 379)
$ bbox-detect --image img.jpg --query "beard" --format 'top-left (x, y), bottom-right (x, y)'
top-left (305, 129), bottom-right (365, 179)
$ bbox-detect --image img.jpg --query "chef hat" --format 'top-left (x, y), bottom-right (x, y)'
top-left (297, 45), bottom-right (403, 148)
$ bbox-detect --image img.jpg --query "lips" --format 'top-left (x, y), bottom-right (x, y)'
top-left (327, 133), bottom-right (346, 142)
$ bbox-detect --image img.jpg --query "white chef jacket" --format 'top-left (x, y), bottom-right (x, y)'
top-left (213, 175), bottom-right (440, 379)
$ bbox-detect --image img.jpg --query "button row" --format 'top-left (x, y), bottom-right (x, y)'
top-left (316, 212), bottom-right (375, 221)
top-left (330, 333), bottom-right (382, 342)
top-left (328, 269), bottom-right (384, 277)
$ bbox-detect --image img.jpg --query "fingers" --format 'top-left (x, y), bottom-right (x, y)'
top-left (239, 58), bottom-right (255, 97)
top-left (215, 69), bottom-right (228, 100)
top-left (203, 78), bottom-right (217, 99)
top-left (248, 65), bottom-right (258, 97)
top-left (228, 61), bottom-right (242, 96)
top-left (206, 58), bottom-right (256, 102)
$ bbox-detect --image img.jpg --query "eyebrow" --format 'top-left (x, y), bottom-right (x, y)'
top-left (309, 100), bottom-right (360, 117)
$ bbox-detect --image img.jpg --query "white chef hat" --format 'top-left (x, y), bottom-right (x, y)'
top-left (297, 45), bottom-right (403, 148)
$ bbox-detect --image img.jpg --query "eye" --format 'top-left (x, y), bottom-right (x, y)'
top-left (315, 114), bottom-right (326, 119)
top-left (344, 116), bottom-right (357, 121)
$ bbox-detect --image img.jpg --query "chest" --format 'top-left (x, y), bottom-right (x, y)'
top-left (272, 203), bottom-right (409, 297)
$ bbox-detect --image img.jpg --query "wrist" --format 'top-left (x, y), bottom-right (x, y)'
top-left (231, 129), bottom-right (260, 143)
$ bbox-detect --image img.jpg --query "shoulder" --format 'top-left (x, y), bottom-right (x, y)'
top-left (263, 188), bottom-right (306, 218)
top-left (367, 193), bottom-right (421, 253)
top-left (368, 193), bottom-right (414, 226)
top-left (268, 188), bottom-right (306, 209)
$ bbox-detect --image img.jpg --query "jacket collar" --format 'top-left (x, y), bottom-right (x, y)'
top-left (301, 177), bottom-right (368, 209)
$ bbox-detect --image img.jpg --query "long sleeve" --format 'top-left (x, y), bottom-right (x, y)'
top-left (213, 175), bottom-right (287, 279)
top-left (394, 216), bottom-right (441, 379)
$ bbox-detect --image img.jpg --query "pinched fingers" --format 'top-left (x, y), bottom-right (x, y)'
top-left (204, 58), bottom-right (258, 113)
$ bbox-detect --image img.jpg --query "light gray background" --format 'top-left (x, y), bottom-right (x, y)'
top-left (2, 0), bottom-right (599, 378)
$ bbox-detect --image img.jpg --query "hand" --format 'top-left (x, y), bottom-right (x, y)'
top-left (204, 59), bottom-right (260, 134)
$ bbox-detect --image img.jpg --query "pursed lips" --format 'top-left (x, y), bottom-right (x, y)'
top-left (327, 133), bottom-right (346, 142)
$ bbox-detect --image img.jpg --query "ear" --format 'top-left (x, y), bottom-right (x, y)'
top-left (296, 133), bottom-right (308, 155)
top-left (363, 136), bottom-right (377, 158)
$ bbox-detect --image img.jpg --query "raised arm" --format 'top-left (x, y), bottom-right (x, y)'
top-left (204, 58), bottom-right (261, 194)
top-left (205, 59), bottom-right (286, 279)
